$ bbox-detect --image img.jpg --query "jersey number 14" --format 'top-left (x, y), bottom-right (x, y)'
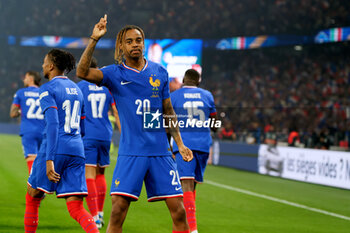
top-left (62, 100), bottom-right (80, 133)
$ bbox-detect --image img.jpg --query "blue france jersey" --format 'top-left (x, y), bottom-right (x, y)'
top-left (12, 86), bottom-right (45, 136)
top-left (100, 60), bottom-right (171, 156)
top-left (170, 86), bottom-right (216, 153)
top-left (77, 80), bottom-right (114, 141)
top-left (38, 77), bottom-right (85, 158)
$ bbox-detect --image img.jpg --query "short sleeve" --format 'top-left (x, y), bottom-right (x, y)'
top-left (208, 92), bottom-right (217, 115)
top-left (81, 99), bottom-right (86, 119)
top-left (77, 81), bottom-right (84, 91)
top-left (77, 84), bottom-right (85, 119)
top-left (99, 65), bottom-right (116, 90)
top-left (39, 86), bottom-right (57, 113)
top-left (162, 70), bottom-right (170, 100)
top-left (12, 90), bottom-right (21, 106)
top-left (107, 89), bottom-right (116, 106)
top-left (170, 91), bottom-right (177, 106)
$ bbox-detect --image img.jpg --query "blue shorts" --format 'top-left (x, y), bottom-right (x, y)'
top-left (21, 133), bottom-right (43, 158)
top-left (28, 154), bottom-right (88, 198)
top-left (83, 139), bottom-right (111, 167)
top-left (110, 155), bottom-right (183, 202)
top-left (175, 150), bottom-right (209, 183)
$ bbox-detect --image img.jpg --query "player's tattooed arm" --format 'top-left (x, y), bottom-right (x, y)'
top-left (111, 105), bottom-right (121, 133)
top-left (76, 15), bottom-right (107, 84)
top-left (162, 98), bottom-right (181, 143)
top-left (10, 104), bottom-right (20, 118)
top-left (165, 128), bottom-right (175, 159)
top-left (163, 98), bottom-right (193, 162)
top-left (210, 113), bottom-right (218, 132)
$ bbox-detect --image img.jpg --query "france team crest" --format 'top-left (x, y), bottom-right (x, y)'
top-left (143, 109), bottom-right (162, 129)
top-left (149, 75), bottom-right (160, 98)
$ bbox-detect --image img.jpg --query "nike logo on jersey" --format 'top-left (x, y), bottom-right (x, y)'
top-left (121, 81), bottom-right (132, 85)
top-left (175, 187), bottom-right (182, 191)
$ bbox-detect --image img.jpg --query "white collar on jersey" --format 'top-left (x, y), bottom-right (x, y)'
top-left (183, 85), bottom-right (198, 88)
top-left (52, 76), bottom-right (68, 80)
top-left (122, 59), bottom-right (148, 73)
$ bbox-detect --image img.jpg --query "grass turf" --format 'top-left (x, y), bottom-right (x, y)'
top-left (0, 133), bottom-right (350, 232)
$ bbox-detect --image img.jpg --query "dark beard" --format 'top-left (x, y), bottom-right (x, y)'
top-left (129, 49), bottom-right (142, 60)
top-left (131, 56), bottom-right (141, 62)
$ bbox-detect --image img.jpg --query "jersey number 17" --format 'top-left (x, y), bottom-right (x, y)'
top-left (88, 93), bottom-right (106, 118)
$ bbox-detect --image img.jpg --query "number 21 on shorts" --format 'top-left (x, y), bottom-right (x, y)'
top-left (170, 170), bottom-right (181, 186)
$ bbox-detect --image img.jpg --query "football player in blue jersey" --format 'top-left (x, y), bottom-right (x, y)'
top-left (77, 57), bottom-right (120, 228)
top-left (77, 15), bottom-right (193, 233)
top-left (10, 71), bottom-right (44, 174)
top-left (24, 49), bottom-right (99, 233)
top-left (170, 69), bottom-right (218, 233)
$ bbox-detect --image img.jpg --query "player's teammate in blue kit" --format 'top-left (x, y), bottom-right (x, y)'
top-left (77, 57), bottom-right (120, 228)
top-left (10, 71), bottom-right (44, 174)
top-left (24, 49), bottom-right (99, 233)
top-left (76, 15), bottom-right (193, 233)
top-left (170, 69), bottom-right (218, 233)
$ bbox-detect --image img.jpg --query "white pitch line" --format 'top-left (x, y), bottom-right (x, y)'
top-left (206, 180), bottom-right (350, 221)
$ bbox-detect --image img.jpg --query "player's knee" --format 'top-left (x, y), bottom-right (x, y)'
top-left (96, 166), bottom-right (105, 175)
top-left (85, 166), bottom-right (97, 179)
top-left (170, 204), bottom-right (187, 223)
top-left (111, 202), bottom-right (127, 215)
top-left (181, 179), bottom-right (195, 192)
top-left (110, 196), bottom-right (129, 221)
top-left (27, 185), bottom-right (44, 198)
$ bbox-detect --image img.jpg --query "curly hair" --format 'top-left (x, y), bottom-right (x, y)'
top-left (47, 49), bottom-right (76, 74)
top-left (114, 25), bottom-right (145, 64)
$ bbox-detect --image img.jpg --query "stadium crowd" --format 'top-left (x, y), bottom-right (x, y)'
top-left (2, 42), bottom-right (350, 150)
top-left (1, 0), bottom-right (350, 150)
top-left (0, 45), bottom-right (115, 122)
top-left (1, 0), bottom-right (349, 38)
top-left (202, 43), bottom-right (350, 149)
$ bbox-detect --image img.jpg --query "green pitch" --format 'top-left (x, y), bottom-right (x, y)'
top-left (1, 133), bottom-right (350, 232)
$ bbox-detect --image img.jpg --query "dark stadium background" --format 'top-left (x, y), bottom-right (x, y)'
top-left (1, 0), bottom-right (350, 149)
top-left (2, 1), bottom-right (350, 232)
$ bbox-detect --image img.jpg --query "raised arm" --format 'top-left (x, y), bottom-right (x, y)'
top-left (163, 98), bottom-right (193, 162)
top-left (76, 15), bottom-right (108, 84)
